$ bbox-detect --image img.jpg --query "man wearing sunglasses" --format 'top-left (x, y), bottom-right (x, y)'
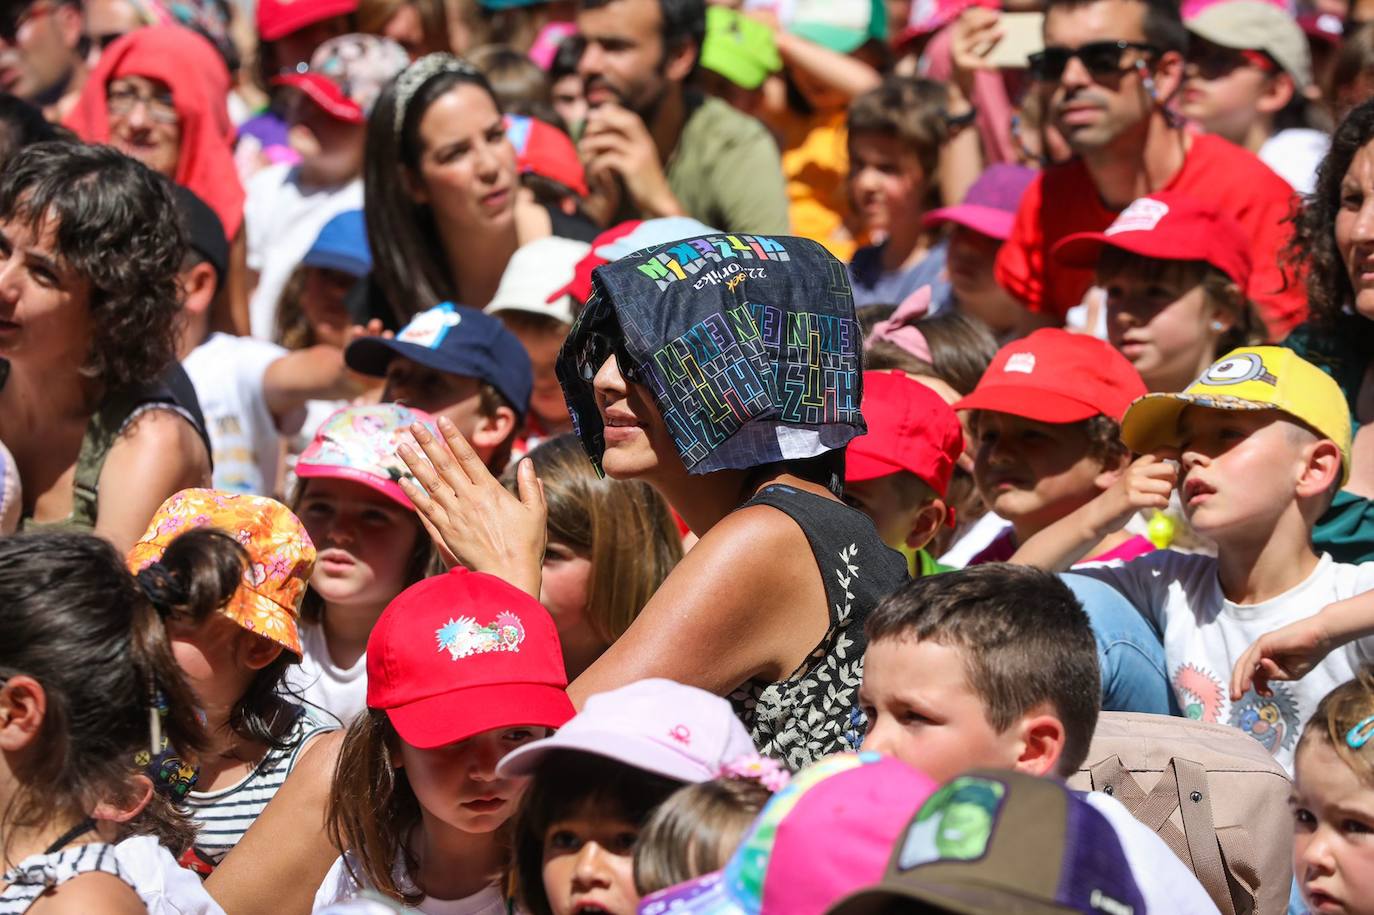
top-left (0, 0), bottom-right (87, 118)
top-left (993, 0), bottom-right (1307, 339)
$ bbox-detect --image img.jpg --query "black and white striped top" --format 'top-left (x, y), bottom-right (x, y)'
top-left (183, 705), bottom-right (334, 865)
top-left (1, 842), bottom-right (130, 913)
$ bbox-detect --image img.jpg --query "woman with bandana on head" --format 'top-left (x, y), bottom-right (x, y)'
top-left (401, 232), bottom-right (908, 770)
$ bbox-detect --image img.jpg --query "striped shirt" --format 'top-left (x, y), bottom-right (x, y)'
top-left (184, 705), bottom-right (334, 865)
top-left (1, 842), bottom-right (128, 913)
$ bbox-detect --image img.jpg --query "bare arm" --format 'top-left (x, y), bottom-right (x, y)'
top-left (96, 409), bottom-right (213, 554)
top-left (774, 30), bottom-right (881, 99)
top-left (205, 730), bottom-right (343, 915)
top-left (27, 872), bottom-right (147, 915)
top-left (567, 505), bottom-right (827, 707)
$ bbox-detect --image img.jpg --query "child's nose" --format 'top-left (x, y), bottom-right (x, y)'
top-left (572, 842), bottom-right (613, 887)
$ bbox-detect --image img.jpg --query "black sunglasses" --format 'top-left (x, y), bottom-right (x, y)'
top-left (575, 330), bottom-right (646, 384)
top-left (1028, 40), bottom-right (1158, 82)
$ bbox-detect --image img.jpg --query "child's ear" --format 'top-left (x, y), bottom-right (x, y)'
top-left (0, 675), bottom-right (47, 752)
top-left (1256, 72), bottom-right (1297, 116)
top-left (1012, 705), bottom-right (1067, 778)
top-left (904, 500), bottom-right (948, 553)
top-left (1297, 439), bottom-right (1344, 499)
top-left (240, 632), bottom-right (285, 672)
top-left (92, 775), bottom-right (154, 824)
top-left (469, 406), bottom-right (518, 460)
top-left (1092, 448), bottom-right (1132, 491)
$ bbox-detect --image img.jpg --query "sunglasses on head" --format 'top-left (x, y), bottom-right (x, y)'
top-left (574, 329), bottom-right (646, 385)
top-left (1028, 40), bottom-right (1159, 82)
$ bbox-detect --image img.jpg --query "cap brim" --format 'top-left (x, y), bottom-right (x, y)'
top-left (383, 681), bottom-right (574, 750)
top-left (270, 73), bottom-right (364, 124)
top-left (828, 881), bottom-right (1077, 915)
top-left (222, 589), bottom-right (302, 658)
top-left (845, 445), bottom-right (908, 484)
top-left (638, 871), bottom-right (743, 914)
top-left (923, 204), bottom-right (1014, 241)
top-left (1053, 228), bottom-right (1197, 271)
top-left (953, 386), bottom-right (1102, 423)
top-left (497, 728), bottom-right (707, 782)
top-left (302, 250), bottom-right (370, 277)
top-left (345, 336), bottom-right (470, 379)
top-left (295, 461), bottom-right (414, 509)
top-left (790, 22), bottom-right (869, 52)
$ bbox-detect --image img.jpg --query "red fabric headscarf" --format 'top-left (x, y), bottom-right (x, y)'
top-left (65, 26), bottom-right (244, 239)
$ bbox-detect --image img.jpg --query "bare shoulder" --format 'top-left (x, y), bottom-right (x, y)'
top-left (25, 871), bottom-right (145, 915)
top-left (692, 502), bottom-right (810, 561)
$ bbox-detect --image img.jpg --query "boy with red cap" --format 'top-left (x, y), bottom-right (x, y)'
top-left (844, 370), bottom-right (965, 578)
top-left (245, 34), bottom-right (408, 340)
top-left (1053, 191), bottom-right (1265, 394)
top-left (954, 328), bottom-right (1151, 566)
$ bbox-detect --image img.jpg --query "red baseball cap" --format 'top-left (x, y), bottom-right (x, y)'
top-left (1052, 191), bottom-right (1252, 289)
top-left (272, 72), bottom-right (363, 122)
top-left (257, 0), bottom-right (358, 43)
top-left (507, 114), bottom-right (588, 198)
top-left (846, 371), bottom-right (963, 497)
top-left (953, 329), bottom-right (1147, 423)
top-left (366, 567), bottom-right (575, 749)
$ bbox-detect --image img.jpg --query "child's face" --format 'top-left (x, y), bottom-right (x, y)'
top-left (539, 539), bottom-right (603, 669)
top-left (1292, 737), bottom-right (1374, 915)
top-left (397, 726), bottom-right (541, 834)
top-left (287, 96), bottom-right (367, 186)
top-left (168, 611), bottom-right (280, 717)
top-left (502, 316), bottom-right (571, 430)
top-left (297, 478), bottom-right (421, 610)
top-left (947, 226), bottom-right (1024, 335)
top-left (1102, 261), bottom-right (1222, 394)
top-left (540, 803), bottom-right (642, 915)
top-left (1179, 39), bottom-right (1275, 145)
top-left (298, 266), bottom-right (356, 349)
top-left (844, 476), bottom-right (940, 553)
top-left (858, 637), bottom-right (1023, 783)
top-left (1175, 407), bottom-right (1314, 537)
top-left (847, 130), bottom-right (928, 236)
top-left (972, 412), bottom-right (1111, 538)
top-left (383, 359), bottom-right (486, 441)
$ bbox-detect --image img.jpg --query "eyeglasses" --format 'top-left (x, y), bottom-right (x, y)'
top-left (107, 82), bottom-right (178, 125)
top-left (0, 1), bottom-right (53, 44)
top-left (574, 329), bottom-right (645, 384)
top-left (1185, 44), bottom-right (1278, 81)
top-left (1027, 40), bottom-right (1159, 82)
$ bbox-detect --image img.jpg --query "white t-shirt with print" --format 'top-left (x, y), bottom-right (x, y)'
top-left (285, 621), bottom-right (368, 728)
top-left (245, 165), bottom-right (363, 341)
top-left (1070, 551), bottom-right (1374, 773)
top-left (312, 852), bottom-right (507, 915)
top-left (183, 333), bottom-right (300, 496)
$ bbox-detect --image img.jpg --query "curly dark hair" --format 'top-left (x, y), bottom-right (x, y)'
top-left (1288, 99), bottom-right (1374, 330)
top-left (0, 141), bottom-right (185, 391)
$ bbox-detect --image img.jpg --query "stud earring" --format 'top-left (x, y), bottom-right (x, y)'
top-left (1210, 321), bottom-right (1225, 332)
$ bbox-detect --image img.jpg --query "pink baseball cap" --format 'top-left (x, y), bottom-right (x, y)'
top-left (295, 404), bottom-right (437, 509)
top-left (637, 753), bottom-right (938, 915)
top-left (497, 678), bottom-right (757, 782)
top-left (923, 164), bottom-right (1036, 242)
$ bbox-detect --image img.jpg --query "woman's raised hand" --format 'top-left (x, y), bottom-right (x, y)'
top-left (397, 416), bottom-right (547, 598)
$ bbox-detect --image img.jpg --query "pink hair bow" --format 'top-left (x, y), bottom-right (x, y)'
top-left (865, 285), bottom-right (933, 364)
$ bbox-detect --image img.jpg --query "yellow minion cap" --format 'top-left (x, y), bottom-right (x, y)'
top-left (1120, 347), bottom-right (1352, 486)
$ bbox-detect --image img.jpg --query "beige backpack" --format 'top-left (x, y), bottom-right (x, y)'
top-left (1067, 711), bottom-right (1293, 915)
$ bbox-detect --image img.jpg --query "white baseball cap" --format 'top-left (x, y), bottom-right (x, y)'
top-left (486, 236), bottom-right (591, 326)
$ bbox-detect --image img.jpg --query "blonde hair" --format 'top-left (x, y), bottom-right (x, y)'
top-left (1299, 667), bottom-right (1374, 787)
top-left (506, 436), bottom-right (682, 644)
top-left (633, 777), bottom-right (773, 897)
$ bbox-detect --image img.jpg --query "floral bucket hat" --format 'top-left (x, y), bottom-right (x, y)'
top-left (128, 489), bottom-right (316, 656)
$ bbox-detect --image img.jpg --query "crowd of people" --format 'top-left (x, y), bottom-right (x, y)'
top-left (7, 0), bottom-right (1374, 912)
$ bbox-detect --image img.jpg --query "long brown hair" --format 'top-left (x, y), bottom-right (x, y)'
top-left (507, 435), bottom-right (682, 644)
top-left (0, 531), bottom-right (210, 866)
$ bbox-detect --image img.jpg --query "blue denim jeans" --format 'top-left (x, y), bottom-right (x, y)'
top-left (1061, 573), bottom-right (1176, 716)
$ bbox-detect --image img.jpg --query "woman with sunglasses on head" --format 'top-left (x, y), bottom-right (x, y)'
top-left (400, 233), bottom-right (909, 771)
top-left (1178, 0), bottom-right (1330, 195)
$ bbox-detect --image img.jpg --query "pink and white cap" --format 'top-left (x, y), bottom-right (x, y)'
top-left (497, 677), bottom-right (757, 783)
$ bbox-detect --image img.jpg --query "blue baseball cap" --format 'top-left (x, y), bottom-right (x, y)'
top-left (345, 303), bottom-right (533, 420)
top-left (303, 210), bottom-right (371, 278)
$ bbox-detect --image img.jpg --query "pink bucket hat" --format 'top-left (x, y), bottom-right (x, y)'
top-left (295, 404), bottom-right (438, 509)
top-left (497, 678), bottom-right (759, 782)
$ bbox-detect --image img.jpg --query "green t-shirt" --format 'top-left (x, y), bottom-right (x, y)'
top-left (666, 93), bottom-right (789, 236)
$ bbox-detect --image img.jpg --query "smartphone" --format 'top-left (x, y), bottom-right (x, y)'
top-left (986, 12), bottom-right (1044, 69)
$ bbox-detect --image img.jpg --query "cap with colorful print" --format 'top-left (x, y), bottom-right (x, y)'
top-left (296, 404), bottom-right (438, 510)
top-left (128, 488), bottom-right (316, 656)
top-left (637, 752), bottom-right (938, 915)
top-left (366, 567), bottom-right (575, 749)
top-left (826, 770), bottom-right (1147, 915)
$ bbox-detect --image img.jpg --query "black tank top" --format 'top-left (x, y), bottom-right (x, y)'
top-left (728, 484), bottom-right (908, 769)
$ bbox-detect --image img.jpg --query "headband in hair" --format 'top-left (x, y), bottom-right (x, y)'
top-left (392, 53), bottom-right (482, 134)
top-left (866, 285), bottom-right (933, 364)
top-left (136, 560), bottom-right (188, 615)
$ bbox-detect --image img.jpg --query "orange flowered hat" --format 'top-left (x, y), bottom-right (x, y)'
top-left (127, 488), bottom-right (316, 657)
